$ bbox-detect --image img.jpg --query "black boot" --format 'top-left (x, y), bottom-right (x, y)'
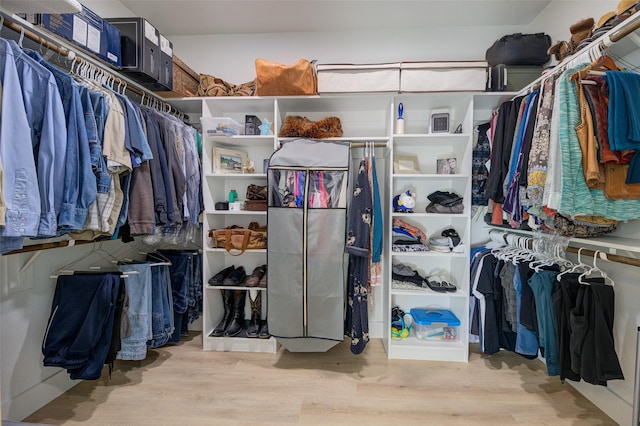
top-left (259, 320), bottom-right (270, 339)
top-left (224, 290), bottom-right (246, 337)
top-left (246, 290), bottom-right (261, 338)
top-left (210, 289), bottom-right (234, 337)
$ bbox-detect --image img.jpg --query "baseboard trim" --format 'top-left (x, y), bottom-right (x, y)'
top-left (3, 369), bottom-right (76, 422)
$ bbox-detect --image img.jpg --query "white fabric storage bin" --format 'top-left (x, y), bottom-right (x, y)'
top-left (400, 61), bottom-right (488, 92)
top-left (317, 63), bottom-right (400, 93)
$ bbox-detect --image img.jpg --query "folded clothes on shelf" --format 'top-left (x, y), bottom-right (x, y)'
top-left (425, 190), bottom-right (464, 214)
top-left (392, 238), bottom-right (430, 252)
top-left (392, 218), bottom-right (427, 242)
top-left (428, 228), bottom-right (465, 253)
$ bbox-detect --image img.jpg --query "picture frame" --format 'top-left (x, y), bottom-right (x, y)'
top-left (212, 148), bottom-right (248, 174)
top-left (437, 157), bottom-right (458, 175)
top-left (393, 153), bottom-right (420, 174)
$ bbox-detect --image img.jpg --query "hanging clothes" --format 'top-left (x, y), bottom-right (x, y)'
top-left (345, 158), bottom-right (372, 355)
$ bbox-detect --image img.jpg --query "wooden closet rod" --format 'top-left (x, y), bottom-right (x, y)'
top-left (0, 13), bottom-right (186, 118)
top-left (565, 245), bottom-right (640, 268)
top-left (491, 229), bottom-right (640, 268)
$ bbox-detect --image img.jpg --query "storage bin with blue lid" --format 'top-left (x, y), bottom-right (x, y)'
top-left (410, 308), bottom-right (460, 341)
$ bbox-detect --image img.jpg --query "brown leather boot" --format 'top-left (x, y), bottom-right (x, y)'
top-left (210, 289), bottom-right (234, 337)
top-left (223, 290), bottom-right (246, 337)
top-left (246, 290), bottom-right (261, 338)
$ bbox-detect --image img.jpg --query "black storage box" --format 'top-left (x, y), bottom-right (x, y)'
top-left (156, 35), bottom-right (173, 91)
top-left (245, 115), bottom-right (262, 135)
top-left (487, 64), bottom-right (543, 92)
top-left (107, 17), bottom-right (160, 84)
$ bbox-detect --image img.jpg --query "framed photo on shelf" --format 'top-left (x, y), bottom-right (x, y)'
top-left (393, 153), bottom-right (420, 174)
top-left (437, 157), bottom-right (458, 174)
top-left (213, 148), bottom-right (248, 174)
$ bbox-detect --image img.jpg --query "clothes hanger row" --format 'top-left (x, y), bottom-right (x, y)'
top-left (50, 241), bottom-right (140, 279)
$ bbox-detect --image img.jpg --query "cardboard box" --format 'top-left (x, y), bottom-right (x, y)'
top-left (41, 5), bottom-right (122, 67)
top-left (155, 55), bottom-right (200, 98)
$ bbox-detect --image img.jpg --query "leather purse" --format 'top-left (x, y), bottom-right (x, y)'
top-left (246, 184), bottom-right (267, 201)
top-left (208, 222), bottom-right (267, 255)
top-left (255, 58), bottom-right (318, 96)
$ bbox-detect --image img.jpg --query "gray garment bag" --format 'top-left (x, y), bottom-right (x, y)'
top-left (267, 139), bottom-right (350, 352)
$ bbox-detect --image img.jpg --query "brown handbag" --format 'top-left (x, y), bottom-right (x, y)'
top-left (255, 58), bottom-right (318, 96)
top-left (208, 222), bottom-right (267, 255)
top-left (604, 163), bottom-right (640, 200)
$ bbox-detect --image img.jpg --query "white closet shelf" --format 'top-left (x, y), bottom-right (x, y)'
top-left (392, 133), bottom-right (471, 139)
top-left (202, 335), bottom-right (279, 353)
top-left (392, 212), bottom-right (466, 218)
top-left (204, 210), bottom-right (267, 215)
top-left (390, 288), bottom-right (467, 297)
top-left (392, 174), bottom-right (470, 179)
top-left (278, 136), bottom-right (389, 142)
top-left (206, 285), bottom-right (267, 291)
top-left (387, 339), bottom-right (467, 362)
top-left (203, 135), bottom-right (275, 147)
top-left (204, 248), bottom-right (267, 254)
top-left (391, 251), bottom-right (467, 258)
top-left (204, 173), bottom-right (267, 178)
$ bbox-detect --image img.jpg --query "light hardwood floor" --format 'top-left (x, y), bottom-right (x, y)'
top-left (24, 332), bottom-right (616, 425)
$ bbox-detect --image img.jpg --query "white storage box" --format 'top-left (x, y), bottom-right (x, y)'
top-left (400, 61), bottom-right (488, 92)
top-left (317, 63), bottom-right (400, 93)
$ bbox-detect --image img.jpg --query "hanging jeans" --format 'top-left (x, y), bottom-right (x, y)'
top-left (117, 263), bottom-right (153, 360)
top-left (42, 272), bottom-right (121, 380)
top-left (158, 250), bottom-right (194, 344)
top-left (148, 265), bottom-right (174, 348)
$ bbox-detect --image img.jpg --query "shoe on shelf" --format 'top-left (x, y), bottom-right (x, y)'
top-left (425, 276), bottom-right (448, 293)
top-left (209, 289), bottom-right (234, 337)
top-left (259, 265), bottom-right (267, 288)
top-left (258, 320), bottom-right (270, 338)
top-left (208, 265), bottom-right (234, 286)
top-left (223, 290), bottom-right (246, 337)
top-left (245, 265), bottom-right (266, 287)
top-left (441, 280), bottom-right (457, 292)
top-left (222, 266), bottom-right (246, 287)
top-left (246, 291), bottom-right (261, 338)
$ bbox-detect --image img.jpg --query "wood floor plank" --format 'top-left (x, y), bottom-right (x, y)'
top-left (22, 332), bottom-right (616, 425)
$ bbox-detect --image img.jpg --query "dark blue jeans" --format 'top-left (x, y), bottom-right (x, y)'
top-left (148, 265), bottom-right (174, 348)
top-left (42, 273), bottom-right (121, 379)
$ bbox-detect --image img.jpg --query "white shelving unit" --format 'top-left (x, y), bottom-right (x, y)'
top-left (383, 93), bottom-right (474, 362)
top-left (167, 92), bottom-right (516, 359)
top-left (199, 97), bottom-right (278, 352)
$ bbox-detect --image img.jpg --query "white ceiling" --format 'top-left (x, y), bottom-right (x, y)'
top-left (118, 0), bottom-right (552, 36)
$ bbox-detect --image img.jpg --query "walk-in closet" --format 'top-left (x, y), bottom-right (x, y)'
top-left (3, 1), bottom-right (640, 425)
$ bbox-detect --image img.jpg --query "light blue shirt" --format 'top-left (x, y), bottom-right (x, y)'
top-left (0, 39), bottom-right (41, 242)
top-left (10, 41), bottom-right (67, 237)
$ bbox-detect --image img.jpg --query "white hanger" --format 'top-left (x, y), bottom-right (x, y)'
top-left (557, 247), bottom-right (590, 281)
top-left (578, 250), bottom-right (615, 286)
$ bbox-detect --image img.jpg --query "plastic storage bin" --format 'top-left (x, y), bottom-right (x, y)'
top-left (201, 117), bottom-right (244, 136)
top-left (410, 308), bottom-right (460, 341)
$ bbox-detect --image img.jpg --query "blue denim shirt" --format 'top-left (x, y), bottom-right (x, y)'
top-left (26, 50), bottom-right (97, 232)
top-left (10, 41), bottom-right (67, 237)
top-left (88, 90), bottom-right (112, 193)
top-left (0, 39), bottom-right (41, 240)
